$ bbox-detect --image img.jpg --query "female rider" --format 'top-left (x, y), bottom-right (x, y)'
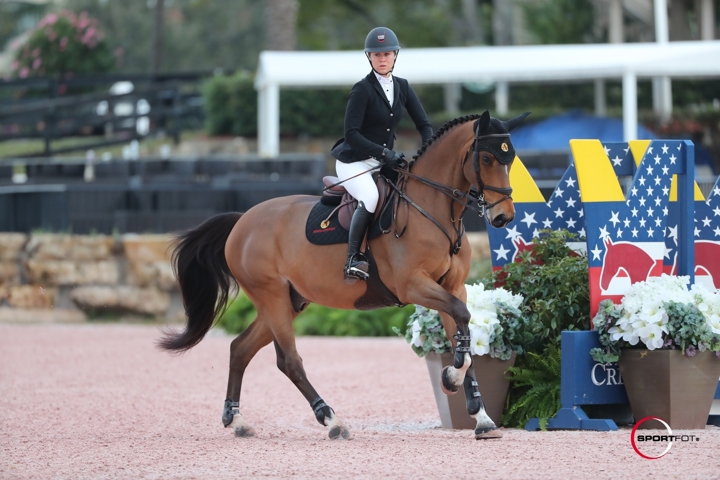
top-left (332, 26), bottom-right (433, 281)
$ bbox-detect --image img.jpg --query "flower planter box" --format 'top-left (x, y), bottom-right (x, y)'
top-left (619, 349), bottom-right (720, 430)
top-left (425, 351), bottom-right (516, 429)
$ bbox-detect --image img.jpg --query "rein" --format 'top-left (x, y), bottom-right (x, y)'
top-left (387, 124), bottom-right (514, 256)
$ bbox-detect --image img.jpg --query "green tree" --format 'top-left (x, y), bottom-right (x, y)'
top-left (65, 0), bottom-right (265, 73)
top-left (520, 0), bottom-right (597, 44)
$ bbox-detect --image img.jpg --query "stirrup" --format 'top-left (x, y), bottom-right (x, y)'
top-left (344, 255), bottom-right (369, 281)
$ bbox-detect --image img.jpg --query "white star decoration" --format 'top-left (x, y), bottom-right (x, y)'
top-left (494, 244), bottom-right (510, 260)
top-left (609, 211), bottom-right (620, 227)
top-left (505, 225), bottom-right (522, 240)
top-left (591, 245), bottom-right (603, 260)
top-left (520, 212), bottom-right (537, 228)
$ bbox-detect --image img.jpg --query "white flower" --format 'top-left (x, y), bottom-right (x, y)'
top-left (707, 314), bottom-right (720, 335)
top-left (410, 320), bottom-right (424, 348)
top-left (469, 325), bottom-right (492, 356)
top-left (463, 283), bottom-right (524, 357)
top-left (639, 323), bottom-right (666, 350)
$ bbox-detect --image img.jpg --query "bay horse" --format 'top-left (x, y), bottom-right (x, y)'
top-left (158, 110), bottom-right (529, 440)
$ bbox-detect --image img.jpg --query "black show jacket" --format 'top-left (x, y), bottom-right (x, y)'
top-left (333, 71), bottom-right (433, 163)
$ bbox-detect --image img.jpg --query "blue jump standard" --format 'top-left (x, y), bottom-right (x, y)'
top-left (525, 330), bottom-right (628, 431)
top-left (710, 383), bottom-right (720, 427)
top-left (525, 330), bottom-right (720, 431)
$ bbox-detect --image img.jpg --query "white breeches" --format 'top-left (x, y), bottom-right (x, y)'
top-left (335, 159), bottom-right (380, 213)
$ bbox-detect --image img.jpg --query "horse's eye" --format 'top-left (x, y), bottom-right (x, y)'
top-left (482, 155), bottom-right (492, 165)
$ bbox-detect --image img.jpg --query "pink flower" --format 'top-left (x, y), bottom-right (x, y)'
top-left (19, 67), bottom-right (29, 78)
top-left (61, 10), bottom-right (77, 23)
top-left (38, 13), bottom-right (58, 28)
top-left (82, 26), bottom-right (96, 45)
top-left (78, 17), bottom-right (89, 30)
top-left (32, 48), bottom-right (40, 58)
top-left (32, 58), bottom-right (42, 70)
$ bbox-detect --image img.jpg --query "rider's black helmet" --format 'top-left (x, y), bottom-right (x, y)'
top-left (364, 27), bottom-right (400, 53)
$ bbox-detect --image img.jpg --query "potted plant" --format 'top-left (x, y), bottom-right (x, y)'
top-left (485, 229), bottom-right (591, 428)
top-left (591, 274), bottom-right (720, 429)
top-left (397, 283), bottom-right (526, 429)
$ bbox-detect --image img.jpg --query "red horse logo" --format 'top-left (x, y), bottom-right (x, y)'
top-left (667, 241), bottom-right (720, 290)
top-left (599, 237), bottom-right (660, 292)
top-left (695, 241), bottom-right (720, 290)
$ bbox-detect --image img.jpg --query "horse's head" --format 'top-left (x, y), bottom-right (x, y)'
top-left (464, 110), bottom-right (529, 228)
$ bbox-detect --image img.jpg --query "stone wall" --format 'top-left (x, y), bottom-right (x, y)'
top-left (0, 233), bottom-right (182, 321)
top-left (0, 231), bottom-right (490, 322)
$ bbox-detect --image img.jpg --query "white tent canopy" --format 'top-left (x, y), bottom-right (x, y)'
top-left (255, 41), bottom-right (720, 157)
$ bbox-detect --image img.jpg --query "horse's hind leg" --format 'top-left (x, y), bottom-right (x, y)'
top-left (260, 298), bottom-right (352, 440)
top-left (223, 317), bottom-right (272, 437)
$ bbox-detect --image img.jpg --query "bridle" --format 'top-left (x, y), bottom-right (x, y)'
top-left (384, 122), bottom-right (514, 256)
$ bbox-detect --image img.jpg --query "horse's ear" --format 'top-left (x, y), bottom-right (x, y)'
top-left (505, 112), bottom-right (531, 131)
top-left (477, 110), bottom-right (491, 132)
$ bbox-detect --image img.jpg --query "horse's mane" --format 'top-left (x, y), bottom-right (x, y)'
top-left (412, 114), bottom-right (482, 161)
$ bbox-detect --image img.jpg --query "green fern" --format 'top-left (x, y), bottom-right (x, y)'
top-left (502, 344), bottom-right (561, 429)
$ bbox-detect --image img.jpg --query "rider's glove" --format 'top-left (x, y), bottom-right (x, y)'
top-left (382, 148), bottom-right (404, 168)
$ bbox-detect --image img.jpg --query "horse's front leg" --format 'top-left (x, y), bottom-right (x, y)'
top-left (400, 274), bottom-right (502, 439)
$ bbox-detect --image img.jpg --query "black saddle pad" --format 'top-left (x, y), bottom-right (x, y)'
top-left (305, 199), bottom-right (394, 246)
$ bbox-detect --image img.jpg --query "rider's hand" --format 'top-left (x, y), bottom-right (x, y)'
top-left (382, 148), bottom-right (404, 168)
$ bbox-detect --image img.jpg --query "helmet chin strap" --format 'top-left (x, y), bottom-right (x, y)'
top-left (366, 51), bottom-right (399, 77)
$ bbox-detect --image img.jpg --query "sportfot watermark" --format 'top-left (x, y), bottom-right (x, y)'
top-left (630, 416), bottom-right (701, 459)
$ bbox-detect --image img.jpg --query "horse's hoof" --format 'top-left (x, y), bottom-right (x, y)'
top-left (475, 427), bottom-right (503, 440)
top-left (228, 415), bottom-right (256, 438)
top-left (233, 425), bottom-right (256, 438)
top-left (440, 366), bottom-right (460, 395)
top-left (328, 425), bottom-right (353, 440)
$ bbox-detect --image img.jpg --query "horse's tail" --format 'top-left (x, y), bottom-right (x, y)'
top-left (157, 212), bottom-right (242, 353)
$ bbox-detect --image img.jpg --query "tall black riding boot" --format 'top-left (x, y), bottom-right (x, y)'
top-left (344, 201), bottom-right (373, 281)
